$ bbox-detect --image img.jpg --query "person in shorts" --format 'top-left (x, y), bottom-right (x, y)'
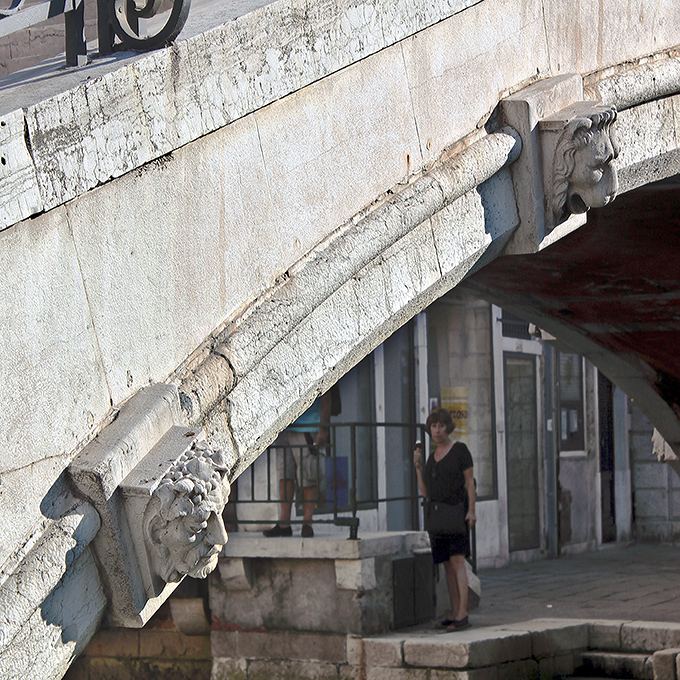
top-left (263, 392), bottom-right (331, 538)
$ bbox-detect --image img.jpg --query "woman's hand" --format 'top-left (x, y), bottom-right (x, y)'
top-left (466, 510), bottom-right (477, 529)
top-left (413, 444), bottom-right (423, 469)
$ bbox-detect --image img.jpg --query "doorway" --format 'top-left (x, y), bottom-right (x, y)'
top-left (598, 371), bottom-right (616, 543)
top-left (504, 353), bottom-right (540, 552)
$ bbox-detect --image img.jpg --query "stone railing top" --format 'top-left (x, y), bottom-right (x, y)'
top-left (0, 0), bottom-right (482, 231)
top-left (220, 531), bottom-right (431, 561)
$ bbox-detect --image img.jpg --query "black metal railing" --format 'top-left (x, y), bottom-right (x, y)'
top-left (0, 0), bottom-right (191, 68)
top-left (232, 420), bottom-right (477, 570)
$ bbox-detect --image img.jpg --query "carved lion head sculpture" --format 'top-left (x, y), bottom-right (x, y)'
top-left (144, 440), bottom-right (231, 583)
top-left (553, 105), bottom-right (619, 222)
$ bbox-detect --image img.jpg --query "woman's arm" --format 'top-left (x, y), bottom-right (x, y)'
top-left (413, 445), bottom-right (428, 498)
top-left (464, 466), bottom-right (476, 528)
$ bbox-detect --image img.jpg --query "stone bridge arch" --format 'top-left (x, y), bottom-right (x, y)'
top-left (3, 0), bottom-right (680, 677)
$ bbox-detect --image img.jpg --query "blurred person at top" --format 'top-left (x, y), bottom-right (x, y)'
top-left (263, 392), bottom-right (332, 538)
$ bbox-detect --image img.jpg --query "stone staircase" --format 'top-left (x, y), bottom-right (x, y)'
top-left (571, 650), bottom-right (654, 678)
top-left (211, 618), bottom-right (680, 680)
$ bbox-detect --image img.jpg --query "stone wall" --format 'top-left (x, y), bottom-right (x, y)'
top-left (64, 605), bottom-right (212, 680)
top-left (630, 403), bottom-right (680, 542)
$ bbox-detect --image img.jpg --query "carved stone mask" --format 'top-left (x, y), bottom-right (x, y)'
top-left (144, 440), bottom-right (230, 583)
top-left (553, 106), bottom-right (619, 221)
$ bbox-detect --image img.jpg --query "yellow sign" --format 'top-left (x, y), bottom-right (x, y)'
top-left (441, 386), bottom-right (468, 441)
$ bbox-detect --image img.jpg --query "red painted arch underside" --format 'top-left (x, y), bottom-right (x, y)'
top-left (471, 185), bottom-right (680, 382)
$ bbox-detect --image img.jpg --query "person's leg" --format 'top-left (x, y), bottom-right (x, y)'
top-left (449, 554), bottom-right (469, 621)
top-left (278, 478), bottom-right (295, 523)
top-left (298, 433), bottom-right (319, 534)
top-left (263, 434), bottom-right (296, 536)
top-left (302, 485), bottom-right (317, 522)
top-left (443, 556), bottom-right (460, 619)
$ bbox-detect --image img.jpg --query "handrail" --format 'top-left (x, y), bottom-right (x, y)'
top-left (232, 420), bottom-right (477, 570)
top-left (0, 0), bottom-right (190, 69)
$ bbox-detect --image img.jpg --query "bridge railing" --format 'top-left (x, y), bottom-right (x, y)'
top-left (231, 420), bottom-right (477, 569)
top-left (0, 0), bottom-right (191, 69)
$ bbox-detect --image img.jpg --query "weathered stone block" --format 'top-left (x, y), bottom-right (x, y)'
top-left (335, 558), bottom-right (377, 591)
top-left (211, 657), bottom-right (248, 680)
top-left (578, 651), bottom-right (653, 679)
top-left (543, 0), bottom-right (680, 76)
top-left (169, 597), bottom-right (212, 635)
top-left (401, 0), bottom-right (548, 167)
top-left (345, 635), bottom-right (363, 666)
top-left (497, 658), bottom-right (539, 680)
top-left (403, 629), bottom-right (532, 669)
top-left (588, 620), bottom-right (628, 650)
top-left (430, 669), bottom-right (499, 680)
top-left (247, 659), bottom-right (339, 680)
top-left (616, 97), bottom-right (680, 194)
top-left (0, 108), bottom-right (43, 229)
top-left (363, 637), bottom-right (404, 667)
top-left (498, 619), bottom-right (588, 658)
top-left (652, 648), bottom-right (680, 680)
top-left (366, 667), bottom-right (427, 680)
top-left (237, 631), bottom-right (347, 663)
top-left (83, 629), bottom-right (140, 657)
top-left (210, 631), bottom-right (239, 658)
top-left (538, 652), bottom-right (575, 679)
top-left (622, 622), bottom-right (680, 653)
top-left (139, 630), bottom-right (211, 659)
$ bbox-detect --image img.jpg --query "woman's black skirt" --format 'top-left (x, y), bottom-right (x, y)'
top-left (430, 530), bottom-right (470, 564)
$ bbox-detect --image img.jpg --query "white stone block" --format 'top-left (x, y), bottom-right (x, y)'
top-left (335, 558), bottom-right (377, 591)
top-left (0, 208), bottom-right (110, 476)
top-left (402, 0), bottom-right (548, 167)
top-left (543, 0), bottom-right (680, 77)
top-left (363, 637), bottom-right (404, 667)
top-left (403, 628), bottom-right (532, 669)
top-left (218, 558), bottom-right (253, 591)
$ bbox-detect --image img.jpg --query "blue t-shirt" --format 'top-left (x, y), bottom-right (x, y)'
top-left (287, 397), bottom-right (322, 433)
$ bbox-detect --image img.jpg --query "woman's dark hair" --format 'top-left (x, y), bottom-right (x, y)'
top-left (425, 407), bottom-right (455, 434)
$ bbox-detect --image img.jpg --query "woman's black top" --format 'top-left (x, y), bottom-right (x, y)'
top-left (425, 441), bottom-right (473, 506)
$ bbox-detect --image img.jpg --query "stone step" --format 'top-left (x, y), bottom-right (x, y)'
top-left (575, 650), bottom-right (653, 679)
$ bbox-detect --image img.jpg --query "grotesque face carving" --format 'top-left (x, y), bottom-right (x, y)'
top-left (144, 440), bottom-right (230, 583)
top-left (553, 106), bottom-right (619, 222)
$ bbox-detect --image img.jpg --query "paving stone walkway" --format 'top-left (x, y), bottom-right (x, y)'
top-left (470, 542), bottom-right (680, 628)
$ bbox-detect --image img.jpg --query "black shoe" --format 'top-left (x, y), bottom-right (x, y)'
top-left (262, 524), bottom-right (292, 537)
top-left (447, 616), bottom-right (471, 632)
top-left (434, 617), bottom-right (455, 629)
top-left (301, 524), bottom-right (314, 538)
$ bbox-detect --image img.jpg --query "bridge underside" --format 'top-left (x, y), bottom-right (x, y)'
top-left (4, 0), bottom-right (680, 676)
top-left (467, 179), bottom-right (680, 453)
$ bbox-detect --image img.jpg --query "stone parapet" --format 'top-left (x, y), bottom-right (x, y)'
top-left (211, 532), bottom-right (433, 636)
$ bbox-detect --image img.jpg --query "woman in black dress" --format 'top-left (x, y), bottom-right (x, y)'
top-left (414, 407), bottom-right (476, 631)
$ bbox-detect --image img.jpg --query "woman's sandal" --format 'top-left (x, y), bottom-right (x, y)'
top-left (434, 617), bottom-right (455, 629)
top-left (446, 616), bottom-right (471, 631)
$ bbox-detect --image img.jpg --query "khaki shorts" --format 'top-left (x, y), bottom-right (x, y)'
top-left (273, 430), bottom-right (320, 487)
